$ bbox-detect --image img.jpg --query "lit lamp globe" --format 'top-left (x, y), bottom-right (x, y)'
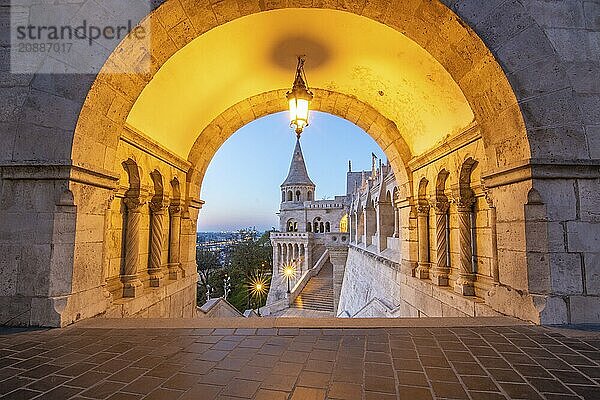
top-left (287, 56), bottom-right (313, 139)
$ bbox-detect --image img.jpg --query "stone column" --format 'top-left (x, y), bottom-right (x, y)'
top-left (168, 204), bottom-right (182, 280)
top-left (324, 236), bottom-right (349, 315)
top-left (274, 243), bottom-right (280, 275)
top-left (122, 197), bottom-right (145, 298)
top-left (416, 203), bottom-right (430, 279)
top-left (101, 193), bottom-right (116, 300)
top-left (149, 199), bottom-right (169, 287)
top-left (431, 201), bottom-right (450, 286)
top-left (304, 243), bottom-right (310, 271)
top-left (393, 207), bottom-right (399, 238)
top-left (364, 206), bottom-right (376, 246)
top-left (486, 192), bottom-right (500, 284)
top-left (455, 196), bottom-right (476, 296)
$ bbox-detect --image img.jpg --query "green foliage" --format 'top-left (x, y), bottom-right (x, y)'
top-left (195, 229), bottom-right (274, 312)
top-left (226, 230), bottom-right (273, 312)
top-left (196, 248), bottom-right (224, 304)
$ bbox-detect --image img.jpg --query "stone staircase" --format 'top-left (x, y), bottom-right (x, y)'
top-left (292, 262), bottom-right (334, 312)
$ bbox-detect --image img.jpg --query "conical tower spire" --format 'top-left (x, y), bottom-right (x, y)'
top-left (281, 138), bottom-right (315, 187)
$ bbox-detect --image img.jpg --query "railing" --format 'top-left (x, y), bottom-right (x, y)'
top-left (338, 297), bottom-right (403, 318)
top-left (270, 232), bottom-right (313, 239)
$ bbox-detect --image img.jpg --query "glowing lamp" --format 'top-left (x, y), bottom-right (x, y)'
top-left (283, 265), bottom-right (296, 278)
top-left (287, 56), bottom-right (313, 138)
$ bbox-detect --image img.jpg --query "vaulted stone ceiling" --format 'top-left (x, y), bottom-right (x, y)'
top-left (127, 8), bottom-right (474, 160)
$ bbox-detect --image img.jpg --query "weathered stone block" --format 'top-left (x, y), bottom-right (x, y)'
top-left (569, 296), bottom-right (600, 324)
top-left (584, 252), bottom-right (600, 295)
top-left (576, 93), bottom-right (600, 125)
top-left (567, 221), bottom-right (600, 252)
top-left (527, 1), bottom-right (585, 29)
top-left (583, 1), bottom-right (600, 30)
top-left (0, 244), bottom-right (19, 296)
top-left (496, 25), bottom-right (555, 72)
top-left (520, 88), bottom-right (581, 130)
top-left (534, 180), bottom-right (577, 221)
top-left (586, 125), bottom-right (600, 158)
top-left (550, 253), bottom-right (583, 295)
top-left (578, 179), bottom-right (600, 222)
top-left (566, 62), bottom-right (600, 94)
top-left (528, 125), bottom-right (590, 160)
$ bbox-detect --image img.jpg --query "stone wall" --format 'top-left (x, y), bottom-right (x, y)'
top-left (105, 275), bottom-right (197, 318)
top-left (1, 0), bottom-right (599, 326)
top-left (338, 245), bottom-right (501, 319)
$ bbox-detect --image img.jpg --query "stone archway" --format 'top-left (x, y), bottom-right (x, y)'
top-left (186, 89), bottom-right (413, 197)
top-left (1, 0), bottom-right (598, 326)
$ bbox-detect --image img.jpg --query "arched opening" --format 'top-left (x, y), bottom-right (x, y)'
top-left (295, 190), bottom-right (301, 202)
top-left (287, 219), bottom-right (298, 233)
top-left (307, 191), bottom-right (313, 201)
top-left (18, 0), bottom-right (587, 327)
top-left (287, 191), bottom-right (293, 202)
top-left (339, 214), bottom-right (349, 233)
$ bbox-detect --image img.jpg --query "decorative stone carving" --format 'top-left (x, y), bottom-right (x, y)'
top-left (122, 196), bottom-right (145, 298)
top-left (455, 194), bottom-right (476, 296)
top-left (149, 199), bottom-right (169, 287)
top-left (432, 201), bottom-right (450, 286)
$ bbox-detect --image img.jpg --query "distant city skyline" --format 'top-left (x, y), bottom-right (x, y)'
top-left (197, 111), bottom-right (387, 232)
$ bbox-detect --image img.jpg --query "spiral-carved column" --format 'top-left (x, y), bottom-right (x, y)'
top-left (149, 199), bottom-right (169, 287)
top-left (416, 203), bottom-right (430, 279)
top-left (432, 201), bottom-right (450, 286)
top-left (168, 204), bottom-right (182, 280)
top-left (455, 196), bottom-right (476, 296)
top-left (123, 197), bottom-right (144, 298)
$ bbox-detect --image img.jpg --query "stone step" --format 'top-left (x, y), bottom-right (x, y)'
top-left (292, 263), bottom-right (335, 312)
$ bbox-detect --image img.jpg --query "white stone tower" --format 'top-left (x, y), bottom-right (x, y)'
top-left (279, 138), bottom-right (316, 232)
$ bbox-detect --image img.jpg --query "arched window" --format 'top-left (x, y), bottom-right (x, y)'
top-left (339, 214), bottom-right (349, 233)
top-left (320, 222), bottom-right (325, 233)
top-left (282, 191), bottom-right (286, 202)
top-left (313, 217), bottom-right (322, 233)
top-left (307, 222), bottom-right (312, 232)
top-left (287, 219), bottom-right (298, 232)
top-left (307, 191), bottom-right (313, 201)
top-left (287, 191), bottom-right (293, 201)
top-left (325, 222), bottom-right (331, 232)
top-left (295, 190), bottom-right (301, 201)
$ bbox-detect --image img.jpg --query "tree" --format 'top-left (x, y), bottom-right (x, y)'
top-left (196, 248), bottom-right (223, 305)
top-left (226, 230), bottom-right (273, 312)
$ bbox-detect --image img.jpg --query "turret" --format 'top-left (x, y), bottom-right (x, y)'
top-left (280, 138), bottom-right (316, 205)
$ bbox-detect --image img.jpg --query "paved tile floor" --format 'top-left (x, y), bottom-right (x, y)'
top-left (1, 323), bottom-right (599, 400)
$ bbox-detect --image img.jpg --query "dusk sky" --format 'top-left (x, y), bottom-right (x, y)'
top-left (197, 111), bottom-right (387, 232)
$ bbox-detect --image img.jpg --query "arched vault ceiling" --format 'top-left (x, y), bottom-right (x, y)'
top-left (127, 8), bottom-right (474, 160)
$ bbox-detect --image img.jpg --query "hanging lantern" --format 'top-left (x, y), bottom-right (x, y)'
top-left (286, 56), bottom-right (313, 138)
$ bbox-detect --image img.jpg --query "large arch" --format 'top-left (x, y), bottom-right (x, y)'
top-left (1, 0), bottom-right (598, 326)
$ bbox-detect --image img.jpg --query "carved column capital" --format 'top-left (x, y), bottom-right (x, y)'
top-left (484, 190), bottom-right (495, 209)
top-left (169, 204), bottom-right (182, 216)
top-left (150, 198), bottom-right (170, 213)
top-left (417, 203), bottom-right (430, 215)
top-left (456, 195), bottom-right (476, 211)
top-left (124, 197), bottom-right (145, 212)
top-left (434, 201), bottom-right (449, 214)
